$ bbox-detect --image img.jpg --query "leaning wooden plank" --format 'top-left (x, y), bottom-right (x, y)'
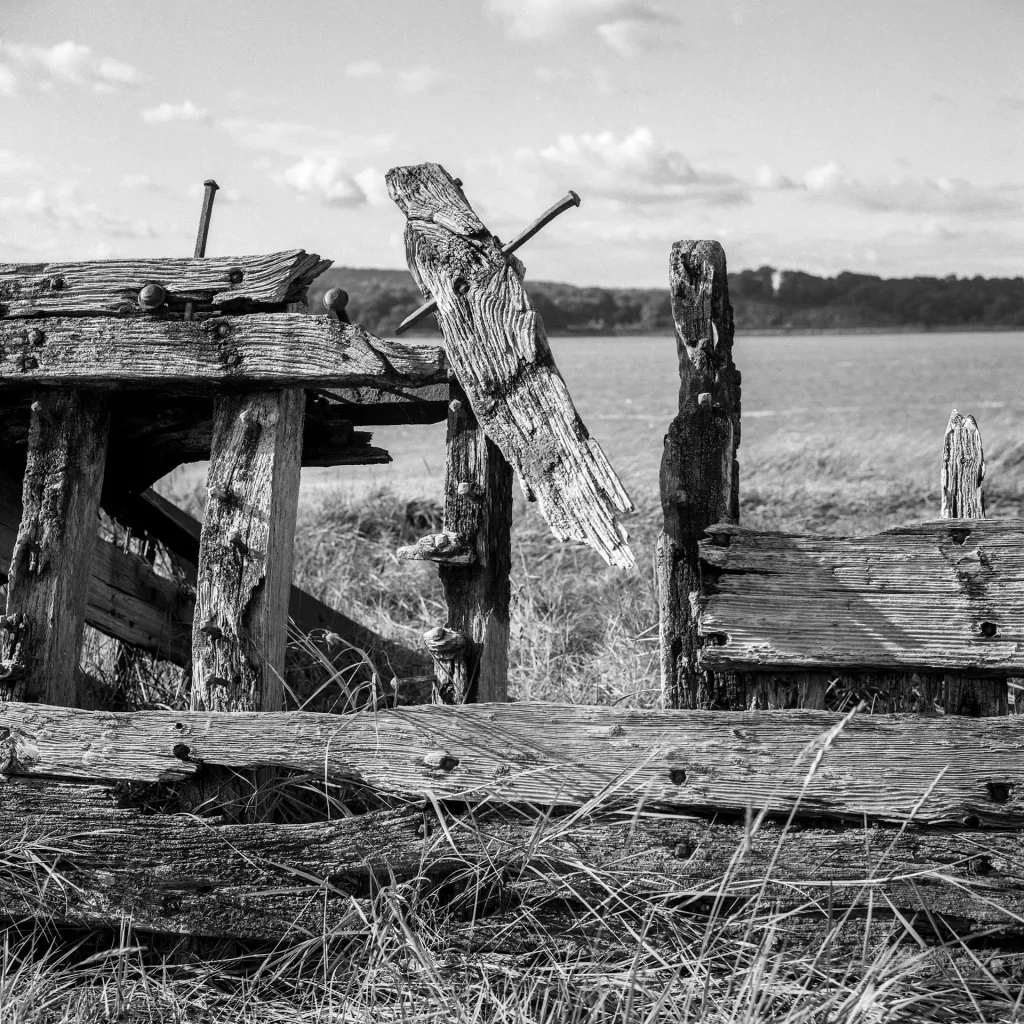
top-left (658, 240), bottom-right (741, 709)
top-left (0, 393), bottom-right (109, 705)
top-left (4, 779), bottom-right (1024, 940)
top-left (0, 315), bottom-right (447, 390)
top-left (6, 702), bottom-right (1024, 827)
top-left (698, 520), bottom-right (1024, 675)
top-left (386, 163), bottom-right (634, 568)
top-left (0, 250), bottom-right (330, 318)
top-left (942, 410), bottom-right (985, 519)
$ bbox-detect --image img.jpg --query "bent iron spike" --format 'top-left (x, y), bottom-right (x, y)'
top-left (394, 188), bottom-right (581, 336)
top-left (184, 179), bottom-right (219, 321)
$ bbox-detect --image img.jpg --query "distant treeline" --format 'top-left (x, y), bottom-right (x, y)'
top-left (308, 266), bottom-right (1024, 336)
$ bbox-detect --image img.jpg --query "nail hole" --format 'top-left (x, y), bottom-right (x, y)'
top-left (453, 277), bottom-right (470, 296)
top-left (710, 533), bottom-right (731, 548)
top-left (673, 841), bottom-right (693, 859)
top-left (973, 855), bottom-right (994, 876)
top-left (987, 781), bottom-right (1013, 803)
top-left (980, 621), bottom-right (998, 638)
top-left (950, 529), bottom-right (971, 546)
top-left (423, 751), bottom-right (460, 772)
top-left (669, 768), bottom-right (687, 785)
top-left (709, 632), bottom-right (729, 647)
top-left (962, 814), bottom-right (981, 828)
top-left (171, 743), bottom-right (191, 761)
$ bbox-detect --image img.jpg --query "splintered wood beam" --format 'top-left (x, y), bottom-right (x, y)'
top-left (0, 315), bottom-right (447, 390)
top-left (943, 409), bottom-right (985, 520)
top-left (0, 393), bottom-right (109, 705)
top-left (191, 389), bottom-right (304, 712)
top-left (386, 163), bottom-right (634, 569)
top-left (0, 250), bottom-right (331, 318)
top-left (658, 241), bottom-right (740, 710)
top-left (6, 701), bottom-right (1024, 828)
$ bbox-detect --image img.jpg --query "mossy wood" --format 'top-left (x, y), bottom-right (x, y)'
top-left (5, 701), bottom-right (1024, 827)
top-left (658, 241), bottom-right (740, 709)
top-left (2, 778), bottom-right (1023, 941)
top-left (386, 163), bottom-right (634, 569)
top-left (0, 250), bottom-right (330, 318)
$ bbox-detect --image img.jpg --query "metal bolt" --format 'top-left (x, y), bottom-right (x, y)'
top-left (452, 177), bottom-right (463, 187)
top-left (26, 329), bottom-right (44, 346)
top-left (216, 322), bottom-right (231, 338)
top-left (698, 392), bottom-right (712, 409)
top-left (228, 268), bottom-right (244, 285)
top-left (138, 283), bottom-right (166, 311)
top-left (17, 354), bottom-right (38, 372)
top-left (456, 481), bottom-right (472, 496)
top-left (48, 276), bottom-right (65, 291)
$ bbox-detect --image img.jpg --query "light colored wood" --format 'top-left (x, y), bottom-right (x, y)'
top-left (0, 315), bottom-right (447, 390)
top-left (0, 392), bottom-right (109, 705)
top-left (698, 519), bottom-right (1024, 675)
top-left (386, 163), bottom-right (634, 568)
top-left (192, 389), bottom-right (304, 712)
top-left (6, 700), bottom-right (1024, 827)
top-left (658, 240), bottom-right (740, 709)
top-left (0, 250), bottom-right (330, 318)
top-left (942, 410), bottom-right (985, 520)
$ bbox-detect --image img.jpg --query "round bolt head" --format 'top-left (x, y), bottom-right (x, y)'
top-left (228, 268), bottom-right (244, 285)
top-left (323, 287), bottom-right (349, 313)
top-left (27, 329), bottom-right (44, 346)
top-left (138, 283), bottom-right (166, 310)
top-left (454, 278), bottom-right (470, 296)
top-left (457, 482), bottom-right (471, 496)
top-left (216, 322), bottom-right (231, 338)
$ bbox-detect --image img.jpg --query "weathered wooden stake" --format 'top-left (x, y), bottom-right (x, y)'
top-left (658, 241), bottom-right (740, 709)
top-left (191, 388), bottom-right (305, 712)
top-left (0, 391), bottom-right (109, 705)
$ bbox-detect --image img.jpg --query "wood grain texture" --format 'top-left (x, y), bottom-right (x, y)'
top-left (0, 315), bottom-right (447, 390)
top-left (192, 389), bottom-right (304, 712)
top-left (942, 410), bottom-right (985, 520)
top-left (658, 241), bottom-right (740, 709)
top-left (3, 779), bottom-right (1024, 940)
top-left (386, 163), bottom-right (634, 568)
top-left (6, 701), bottom-right (1024, 827)
top-left (0, 392), bottom-right (109, 705)
top-left (0, 250), bottom-right (330, 318)
top-left (324, 383), bottom-right (449, 425)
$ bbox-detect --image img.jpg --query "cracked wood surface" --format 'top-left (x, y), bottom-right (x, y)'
top-left (697, 519), bottom-right (1024, 676)
top-left (386, 163), bottom-right (634, 568)
top-left (943, 409), bottom-right (985, 519)
top-left (0, 250), bottom-right (330, 318)
top-left (0, 315), bottom-right (447, 390)
top-left (5, 701), bottom-right (1024, 827)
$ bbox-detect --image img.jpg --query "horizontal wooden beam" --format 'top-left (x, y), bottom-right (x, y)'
top-left (322, 384), bottom-right (450, 425)
top-left (698, 520), bottom-right (1024, 674)
top-left (0, 250), bottom-right (330, 318)
top-left (0, 315), bottom-right (447, 390)
top-left (3, 702), bottom-right (1024, 827)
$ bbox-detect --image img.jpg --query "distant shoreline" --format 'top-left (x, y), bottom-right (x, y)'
top-left (539, 323), bottom-right (1024, 338)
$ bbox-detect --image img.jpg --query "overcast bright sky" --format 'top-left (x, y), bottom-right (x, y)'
top-left (1, 0), bottom-right (1021, 286)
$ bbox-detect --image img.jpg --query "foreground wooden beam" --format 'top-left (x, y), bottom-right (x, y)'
top-left (386, 163), bottom-right (634, 568)
top-left (0, 315), bottom-right (447, 390)
top-left (4, 702), bottom-right (1024, 827)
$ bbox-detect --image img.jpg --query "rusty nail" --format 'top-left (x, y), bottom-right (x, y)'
top-left (185, 179), bottom-right (219, 321)
top-left (323, 288), bottom-right (350, 321)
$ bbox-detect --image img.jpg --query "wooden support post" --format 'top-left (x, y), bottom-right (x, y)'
top-left (658, 241), bottom-right (740, 709)
top-left (191, 388), bottom-right (305, 712)
top-left (0, 391), bottom-right (109, 705)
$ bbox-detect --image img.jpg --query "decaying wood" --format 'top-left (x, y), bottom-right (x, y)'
top-left (658, 240), bottom-right (740, 710)
top-left (386, 163), bottom-right (634, 568)
top-left (0, 315), bottom-right (447, 390)
top-left (943, 410), bottom-right (985, 520)
top-left (324, 383), bottom-right (449, 425)
top-left (0, 393), bottom-right (110, 705)
top-left (7, 701), bottom-right (1024, 827)
top-left (697, 520), bottom-right (1024, 678)
top-left (422, 625), bottom-right (469, 704)
top-left (397, 531), bottom-right (475, 565)
top-left (3, 778), bottom-right (1024, 941)
top-left (192, 389), bottom-right (304, 712)
top-left (0, 250), bottom-right (330, 319)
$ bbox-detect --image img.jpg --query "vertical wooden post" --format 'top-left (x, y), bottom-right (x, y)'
top-left (191, 388), bottom-right (305, 712)
top-left (658, 240), bottom-right (741, 709)
top-left (0, 390), bottom-right (109, 705)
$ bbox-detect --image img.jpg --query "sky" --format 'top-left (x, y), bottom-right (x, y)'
top-left (1, 0), bottom-right (1022, 287)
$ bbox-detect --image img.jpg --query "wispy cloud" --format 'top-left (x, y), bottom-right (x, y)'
top-left (0, 39), bottom-right (139, 92)
top-left (273, 156), bottom-right (371, 207)
top-left (0, 182), bottom-right (155, 238)
top-left (396, 64), bottom-right (453, 95)
top-left (218, 117), bottom-right (394, 159)
top-left (0, 148), bottom-right (35, 176)
top-left (141, 100), bottom-right (211, 124)
top-left (346, 59), bottom-right (383, 78)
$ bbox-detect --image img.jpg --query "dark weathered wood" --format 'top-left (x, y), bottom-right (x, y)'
top-left (0, 315), bottom-right (446, 390)
top-left (0, 392), bottom-right (109, 705)
top-left (658, 240), bottom-right (740, 710)
top-left (386, 163), bottom-right (634, 568)
top-left (422, 625), bottom-right (469, 704)
top-left (192, 389), bottom-right (304, 712)
top-left (0, 250), bottom-right (330, 318)
top-left (323, 383), bottom-right (449, 425)
top-left (7, 701), bottom-right (1024, 828)
top-left (943, 410), bottom-right (985, 519)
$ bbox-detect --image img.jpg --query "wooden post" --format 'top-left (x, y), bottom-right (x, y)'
top-left (191, 388), bottom-right (305, 712)
top-left (0, 390), bottom-right (109, 705)
top-left (658, 241), bottom-right (740, 709)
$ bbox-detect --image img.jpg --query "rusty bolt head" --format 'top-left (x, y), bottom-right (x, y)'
top-left (228, 268), bottom-right (244, 285)
top-left (138, 283), bottom-right (166, 310)
top-left (457, 482), bottom-right (472, 496)
top-left (323, 288), bottom-right (349, 313)
top-left (216, 322), bottom-right (231, 338)
top-left (18, 355), bottom-right (38, 372)
top-left (117, 302), bottom-right (134, 315)
top-left (48, 276), bottom-right (65, 291)
top-left (453, 278), bottom-right (470, 296)
top-left (452, 177), bottom-right (463, 187)
top-left (26, 329), bottom-right (44, 347)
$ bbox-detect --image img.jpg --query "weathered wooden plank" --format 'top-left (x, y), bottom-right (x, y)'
top-left (0, 393), bottom-right (109, 705)
top-left (192, 389), bottom-right (304, 712)
top-left (3, 778), bottom-right (1024, 940)
top-left (0, 250), bottom-right (330, 319)
top-left (943, 410), bottom-right (985, 520)
top-left (0, 315), bottom-right (447, 390)
top-left (386, 163), bottom-right (634, 568)
top-left (658, 241), bottom-right (740, 709)
top-left (6, 702), bottom-right (1024, 827)
top-left (323, 383), bottom-right (449, 425)
top-left (698, 520), bottom-right (1024, 675)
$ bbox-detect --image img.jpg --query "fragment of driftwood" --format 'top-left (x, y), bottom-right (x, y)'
top-left (397, 531), bottom-right (475, 566)
top-left (0, 393), bottom-right (109, 704)
top-left (7, 701), bottom-right (1024, 828)
top-left (3, 778), bottom-right (1024, 942)
top-left (657, 240), bottom-right (740, 709)
top-left (386, 163), bottom-right (634, 568)
top-left (422, 625), bottom-right (469, 704)
top-left (0, 315), bottom-right (447, 390)
top-left (0, 250), bottom-right (330, 318)
top-left (192, 389), bottom-right (304, 712)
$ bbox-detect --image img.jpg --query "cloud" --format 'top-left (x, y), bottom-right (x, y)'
top-left (273, 157), bottom-right (371, 207)
top-left (0, 39), bottom-right (139, 92)
top-left (120, 173), bottom-right (166, 191)
top-left (0, 182), bottom-right (155, 238)
top-left (396, 64), bottom-right (452, 95)
top-left (141, 100), bottom-right (211, 124)
top-left (0, 149), bottom-right (35, 176)
top-left (755, 164), bottom-right (796, 190)
top-left (218, 117), bottom-right (394, 159)
top-left (185, 182), bottom-right (248, 204)
top-left (346, 59), bottom-right (382, 78)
